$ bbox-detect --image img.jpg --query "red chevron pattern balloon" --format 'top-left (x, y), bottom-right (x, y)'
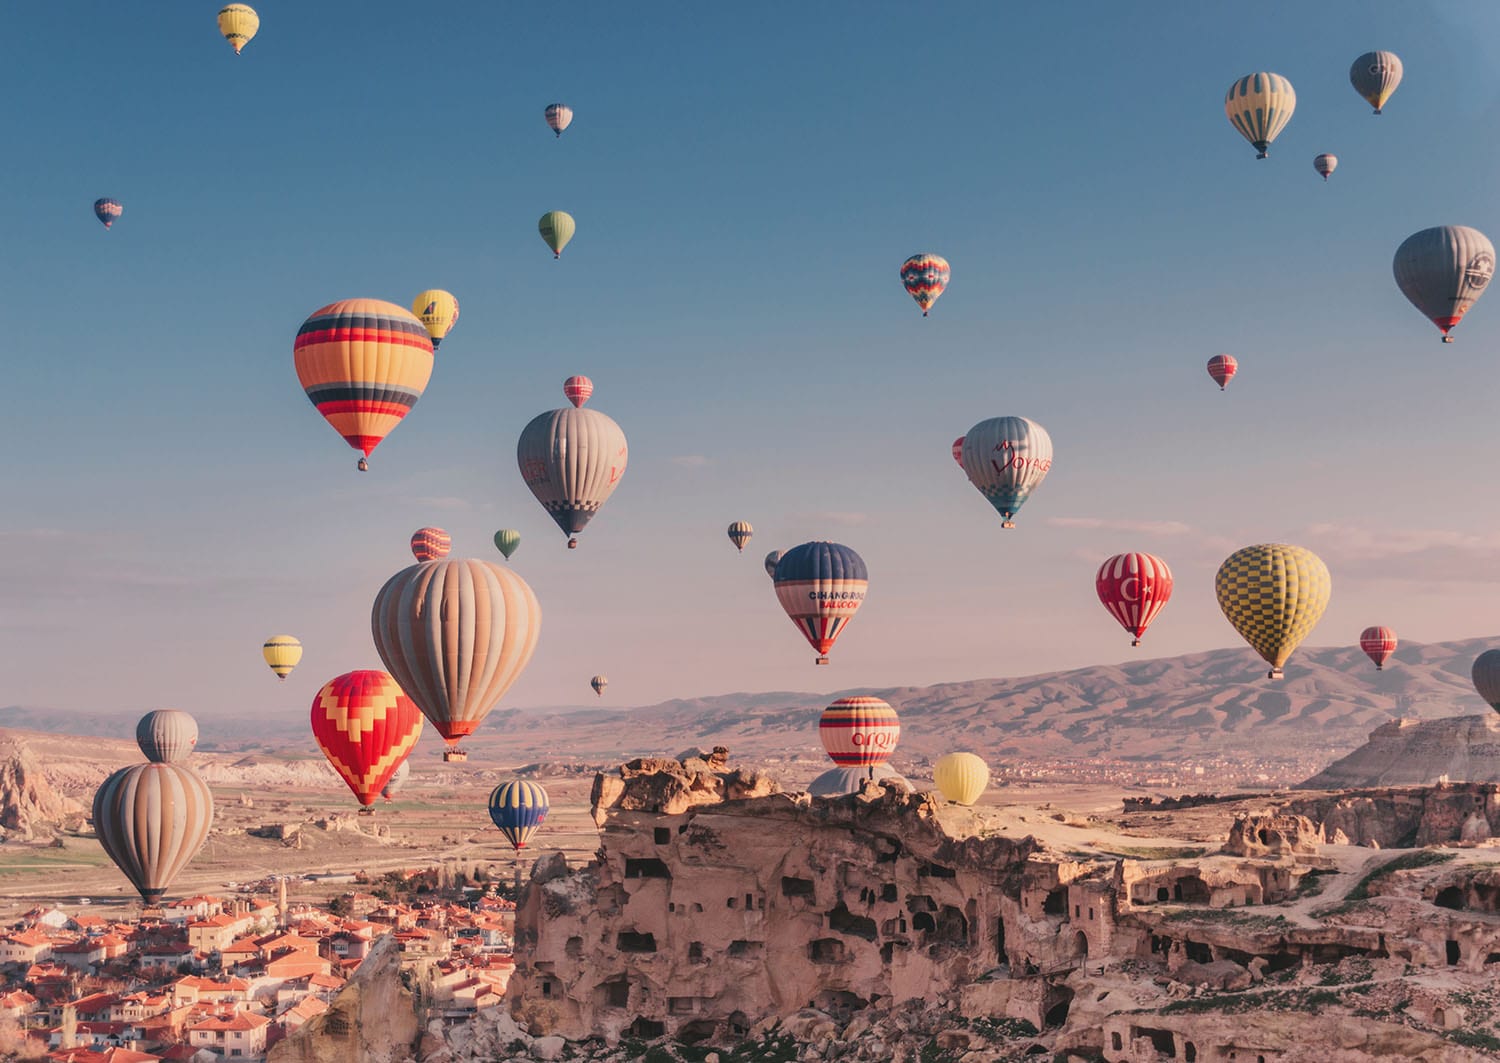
top-left (900, 253), bottom-right (951, 316)
top-left (1359, 626), bottom-right (1397, 670)
top-left (1096, 552), bottom-right (1174, 646)
top-left (310, 670), bottom-right (423, 807)
top-left (410, 527), bottom-right (451, 562)
top-left (819, 696), bottom-right (900, 767)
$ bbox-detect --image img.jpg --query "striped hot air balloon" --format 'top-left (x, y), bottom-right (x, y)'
top-left (959, 416), bottom-right (1053, 528)
top-left (763, 550), bottom-right (783, 579)
top-left (1359, 626), bottom-right (1397, 671)
top-left (411, 290), bottom-right (459, 349)
top-left (517, 395), bottom-right (628, 549)
top-left (544, 103), bottom-right (574, 137)
top-left (1224, 72), bottom-right (1296, 159)
top-left (310, 671), bottom-right (424, 808)
top-left (1313, 154), bottom-right (1338, 182)
top-left (1215, 544), bottom-right (1331, 679)
top-left (934, 752), bottom-right (990, 806)
top-left (135, 710), bottom-right (199, 764)
top-left (563, 375), bottom-right (593, 408)
top-left (900, 254), bottom-right (951, 316)
top-left (819, 697), bottom-right (900, 767)
top-left (293, 299), bottom-right (434, 470)
top-left (951, 438), bottom-right (965, 467)
top-left (93, 763), bottom-right (214, 906)
top-left (262, 635), bottom-right (302, 681)
top-left (1350, 51), bottom-right (1402, 114)
top-left (94, 198), bottom-right (122, 230)
top-left (1393, 226), bottom-right (1495, 343)
top-left (727, 521), bottom-right (753, 552)
top-left (489, 780), bottom-right (549, 851)
top-left (773, 542), bottom-right (868, 665)
top-left (1207, 354), bottom-right (1237, 391)
top-left (539, 211), bottom-right (575, 258)
top-left (371, 559), bottom-right (542, 757)
top-left (410, 527), bottom-right (451, 562)
top-left (217, 3), bottom-right (259, 54)
top-left (1096, 553), bottom-right (1174, 646)
top-left (590, 674), bottom-right (608, 698)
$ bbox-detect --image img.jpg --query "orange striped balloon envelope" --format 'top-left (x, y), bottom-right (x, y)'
top-left (293, 299), bottom-right (434, 471)
top-left (410, 527), bottom-right (451, 562)
top-left (819, 696), bottom-right (900, 767)
top-left (310, 671), bottom-right (423, 807)
top-left (371, 559), bottom-right (542, 748)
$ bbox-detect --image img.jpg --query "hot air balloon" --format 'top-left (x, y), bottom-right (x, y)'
top-left (310, 671), bottom-right (424, 809)
top-left (489, 780), bottom-right (549, 850)
top-left (217, 3), bottom-right (258, 53)
top-left (809, 764), bottom-right (909, 797)
top-left (94, 199), bottom-right (122, 230)
top-left (773, 542), bottom-right (868, 665)
top-left (517, 389), bottom-right (628, 549)
top-left (136, 710), bottom-right (199, 764)
top-left (1472, 650), bottom-right (1500, 713)
top-left (371, 558), bottom-right (542, 760)
top-left (539, 211), bottom-right (575, 258)
top-left (1314, 154), bottom-right (1338, 182)
top-left (1393, 226), bottom-right (1495, 343)
top-left (591, 675), bottom-right (608, 698)
top-left (294, 299), bottom-right (434, 470)
top-left (494, 529), bottom-right (521, 560)
top-left (1359, 626), bottom-right (1397, 671)
top-left (900, 254), bottom-right (950, 317)
top-left (728, 522), bottom-right (753, 552)
top-left (1096, 553), bottom-right (1173, 646)
top-left (1215, 544), bottom-right (1330, 679)
top-left (381, 758), bottom-right (410, 801)
top-left (959, 416), bottom-right (1053, 529)
top-left (933, 752), bottom-right (990, 805)
top-left (411, 290), bottom-right (459, 350)
top-left (1207, 354), bottom-right (1238, 391)
top-left (544, 103), bottom-right (573, 137)
top-left (410, 527), bottom-right (451, 562)
top-left (1350, 51), bottom-right (1402, 114)
top-left (819, 696), bottom-right (899, 766)
top-left (763, 550), bottom-right (783, 579)
top-left (563, 375), bottom-right (593, 408)
top-left (951, 438), bottom-right (965, 467)
top-left (93, 763), bottom-right (213, 906)
top-left (262, 635), bottom-right (302, 681)
top-left (1224, 72), bottom-right (1296, 159)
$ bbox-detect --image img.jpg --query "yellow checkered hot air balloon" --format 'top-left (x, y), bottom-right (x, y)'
top-left (217, 4), bottom-right (259, 55)
top-left (1215, 544), bottom-right (1330, 679)
top-left (262, 635), bottom-right (302, 681)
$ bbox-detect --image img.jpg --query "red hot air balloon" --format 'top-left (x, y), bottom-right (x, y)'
top-left (951, 437), bottom-right (965, 467)
top-left (1207, 354), bottom-right (1238, 391)
top-left (1096, 553), bottom-right (1174, 646)
top-left (310, 671), bottom-right (424, 809)
top-left (819, 697), bottom-right (900, 767)
top-left (410, 527), bottom-right (451, 562)
top-left (563, 375), bottom-right (593, 408)
top-left (1359, 626), bottom-right (1397, 671)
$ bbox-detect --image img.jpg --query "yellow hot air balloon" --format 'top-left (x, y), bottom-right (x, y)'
top-left (933, 753), bottom-right (990, 805)
top-left (539, 211), bottom-right (576, 258)
top-left (1215, 544), bottom-right (1330, 679)
top-left (262, 635), bottom-right (302, 681)
top-left (412, 290), bottom-right (459, 350)
top-left (217, 4), bottom-right (259, 54)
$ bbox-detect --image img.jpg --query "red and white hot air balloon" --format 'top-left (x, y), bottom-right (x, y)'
top-left (563, 375), bottom-right (593, 408)
top-left (818, 697), bottom-right (900, 767)
top-left (1359, 626), bottom-right (1397, 671)
top-left (1206, 354), bottom-right (1237, 391)
top-left (951, 437), bottom-right (965, 467)
top-left (410, 527), bottom-right (451, 562)
top-left (1096, 553), bottom-right (1174, 646)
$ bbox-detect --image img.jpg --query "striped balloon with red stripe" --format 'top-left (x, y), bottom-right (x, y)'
top-left (563, 375), bottom-right (593, 408)
top-left (410, 527), bottom-right (451, 562)
top-left (819, 696), bottom-right (900, 767)
top-left (1096, 553), bottom-right (1174, 646)
top-left (1207, 354), bottom-right (1238, 390)
top-left (1359, 626), bottom-right (1397, 670)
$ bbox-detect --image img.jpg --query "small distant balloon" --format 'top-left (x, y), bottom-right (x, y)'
top-left (591, 674), bottom-right (608, 698)
top-left (410, 527), bottom-right (451, 563)
top-left (494, 529), bottom-right (521, 559)
top-left (94, 199), bottom-right (122, 230)
top-left (951, 437), bottom-right (965, 467)
top-left (900, 254), bottom-right (951, 317)
top-left (763, 550), bottom-right (783, 579)
top-left (262, 635), bottom-right (302, 681)
top-left (1224, 72), bottom-right (1296, 159)
top-left (545, 103), bottom-right (574, 137)
top-left (1393, 226), bottom-right (1495, 343)
top-left (727, 521), bottom-right (753, 552)
top-left (1314, 154), bottom-right (1338, 182)
top-left (489, 781), bottom-right (549, 851)
top-left (1207, 354), bottom-right (1237, 391)
top-left (1349, 51), bottom-right (1402, 114)
top-left (933, 752), bottom-right (990, 805)
top-left (539, 211), bottom-right (576, 258)
top-left (1359, 626), bottom-right (1397, 671)
top-left (217, 3), bottom-right (259, 54)
top-left (411, 290), bottom-right (459, 350)
top-left (563, 375), bottom-right (593, 408)
top-left (136, 710), bottom-right (199, 764)
top-left (381, 758), bottom-right (410, 801)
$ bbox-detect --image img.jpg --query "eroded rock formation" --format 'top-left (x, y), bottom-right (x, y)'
top-left (268, 931), bottom-right (420, 1063)
top-left (1302, 714), bottom-right (1500, 789)
top-left (0, 737), bottom-right (78, 839)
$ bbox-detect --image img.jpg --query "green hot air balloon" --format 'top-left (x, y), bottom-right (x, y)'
top-left (495, 529), bottom-right (521, 559)
top-left (539, 211), bottom-right (576, 259)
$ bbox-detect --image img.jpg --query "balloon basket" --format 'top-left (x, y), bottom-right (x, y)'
top-left (1267, 668), bottom-right (1284, 680)
top-left (141, 905), bottom-right (164, 920)
top-left (1001, 521), bottom-right (1016, 530)
top-left (815, 656), bottom-right (829, 666)
top-left (357, 807), bottom-right (375, 817)
top-left (444, 749), bottom-right (469, 763)
top-left (568, 538), bottom-right (578, 549)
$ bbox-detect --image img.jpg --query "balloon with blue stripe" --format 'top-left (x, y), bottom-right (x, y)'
top-left (488, 781), bottom-right (550, 851)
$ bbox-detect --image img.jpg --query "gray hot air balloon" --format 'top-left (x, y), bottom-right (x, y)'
top-left (381, 758), bottom-right (411, 801)
top-left (135, 709), bottom-right (199, 764)
top-left (1349, 51), bottom-right (1403, 114)
top-left (763, 550), bottom-right (783, 579)
top-left (960, 415), bottom-right (1053, 528)
top-left (516, 388), bottom-right (628, 549)
top-left (1393, 226), bottom-right (1495, 343)
top-left (93, 763), bottom-right (214, 906)
top-left (1472, 650), bottom-right (1500, 714)
top-left (809, 764), bottom-right (910, 797)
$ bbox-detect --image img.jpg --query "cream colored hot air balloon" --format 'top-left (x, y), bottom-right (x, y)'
top-left (371, 558), bottom-right (542, 760)
top-left (516, 390), bottom-right (628, 549)
top-left (544, 104), bottom-right (574, 137)
top-left (539, 211), bottom-right (576, 258)
top-left (93, 763), bottom-right (214, 906)
top-left (1224, 72), bottom-right (1296, 159)
top-left (135, 710), bottom-right (199, 764)
top-left (727, 521), bottom-right (753, 552)
top-left (411, 290), bottom-right (459, 349)
top-left (217, 3), bottom-right (259, 54)
top-left (934, 753), bottom-right (990, 805)
top-left (1215, 544), bottom-right (1330, 679)
top-left (1314, 154), bottom-right (1337, 182)
top-left (262, 635), bottom-right (302, 681)
top-left (960, 416), bottom-right (1053, 529)
top-left (1350, 51), bottom-right (1402, 114)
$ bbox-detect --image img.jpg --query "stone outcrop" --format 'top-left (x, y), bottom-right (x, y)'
top-left (0, 737), bottom-right (78, 839)
top-left (1222, 811), bottom-right (1322, 857)
top-left (268, 931), bottom-right (420, 1063)
top-left (1301, 714), bottom-right (1500, 789)
top-left (588, 753), bottom-right (780, 828)
top-left (1279, 783), bottom-right (1500, 848)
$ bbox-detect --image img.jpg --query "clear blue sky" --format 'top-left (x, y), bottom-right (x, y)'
top-left (4, 2), bottom-right (1500, 722)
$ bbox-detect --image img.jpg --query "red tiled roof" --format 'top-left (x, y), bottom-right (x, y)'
top-left (190, 1010), bottom-right (270, 1032)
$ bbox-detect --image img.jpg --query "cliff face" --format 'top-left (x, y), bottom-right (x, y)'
top-left (1301, 715), bottom-right (1500, 789)
top-left (1281, 783), bottom-right (1500, 848)
top-left (267, 931), bottom-right (420, 1063)
top-left (0, 737), bottom-right (78, 838)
